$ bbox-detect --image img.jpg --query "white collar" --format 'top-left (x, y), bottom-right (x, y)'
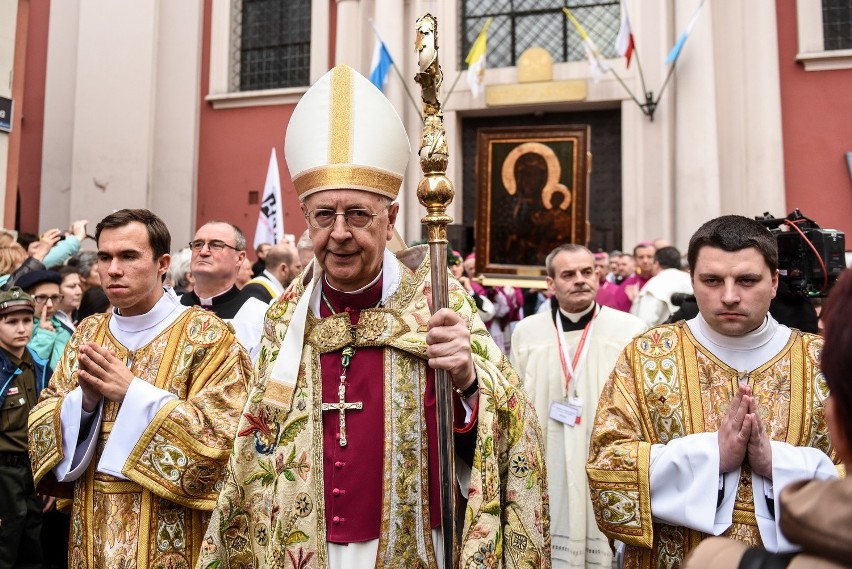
top-left (322, 265), bottom-right (383, 295)
top-left (687, 312), bottom-right (792, 373)
top-left (693, 312), bottom-right (777, 352)
top-left (112, 288), bottom-right (182, 334)
top-left (559, 301), bottom-right (595, 323)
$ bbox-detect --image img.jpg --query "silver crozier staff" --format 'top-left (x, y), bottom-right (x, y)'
top-left (414, 13), bottom-right (458, 569)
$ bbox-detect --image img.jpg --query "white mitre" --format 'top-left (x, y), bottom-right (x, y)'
top-left (284, 64), bottom-right (410, 201)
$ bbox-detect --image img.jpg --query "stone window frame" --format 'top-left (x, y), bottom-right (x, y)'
top-left (206, 0), bottom-right (330, 109)
top-left (796, 0), bottom-right (852, 71)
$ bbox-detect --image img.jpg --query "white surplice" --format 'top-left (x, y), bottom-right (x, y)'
top-left (647, 314), bottom-right (839, 553)
top-left (54, 289), bottom-right (188, 482)
top-left (511, 305), bottom-right (648, 567)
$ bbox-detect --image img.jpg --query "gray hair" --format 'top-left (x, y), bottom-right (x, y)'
top-left (544, 244), bottom-right (593, 277)
top-left (67, 250), bottom-right (98, 279)
top-left (168, 248), bottom-right (193, 290)
top-left (203, 220), bottom-right (247, 251)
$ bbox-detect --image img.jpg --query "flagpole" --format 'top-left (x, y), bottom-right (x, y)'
top-left (608, 66), bottom-right (644, 110)
top-left (655, 61), bottom-right (678, 105)
top-left (368, 19), bottom-right (425, 123)
top-left (442, 70), bottom-right (464, 107)
top-left (632, 42), bottom-right (650, 106)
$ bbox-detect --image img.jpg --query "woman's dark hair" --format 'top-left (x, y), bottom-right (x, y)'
top-left (76, 286), bottom-right (111, 323)
top-left (821, 269), bottom-right (852, 442)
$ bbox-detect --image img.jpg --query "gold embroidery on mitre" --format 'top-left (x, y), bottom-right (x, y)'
top-left (329, 65), bottom-right (353, 165)
top-left (293, 165), bottom-right (402, 199)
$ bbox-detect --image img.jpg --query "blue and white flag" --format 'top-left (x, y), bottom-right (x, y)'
top-left (253, 148), bottom-right (284, 249)
top-left (666, 0), bottom-right (706, 65)
top-left (369, 39), bottom-right (394, 91)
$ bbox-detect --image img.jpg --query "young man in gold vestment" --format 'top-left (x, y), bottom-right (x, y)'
top-left (587, 215), bottom-right (839, 568)
top-left (200, 65), bottom-right (550, 568)
top-left (27, 209), bottom-right (253, 568)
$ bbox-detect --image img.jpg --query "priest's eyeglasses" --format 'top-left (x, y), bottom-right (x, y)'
top-left (188, 240), bottom-right (241, 253)
top-left (306, 208), bottom-right (384, 230)
top-left (33, 294), bottom-right (64, 305)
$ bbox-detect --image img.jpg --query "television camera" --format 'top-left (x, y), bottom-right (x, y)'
top-left (756, 209), bottom-right (845, 298)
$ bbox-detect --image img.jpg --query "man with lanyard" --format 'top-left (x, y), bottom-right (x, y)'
top-left (512, 244), bottom-right (646, 568)
top-left (200, 65), bottom-right (549, 568)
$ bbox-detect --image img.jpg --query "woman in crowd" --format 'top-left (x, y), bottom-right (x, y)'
top-left (51, 265), bottom-right (83, 329)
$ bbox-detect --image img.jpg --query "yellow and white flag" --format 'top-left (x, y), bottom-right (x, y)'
top-left (465, 18), bottom-right (493, 98)
top-left (563, 7), bottom-right (610, 82)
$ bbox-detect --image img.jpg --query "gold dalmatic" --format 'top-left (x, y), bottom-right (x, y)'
top-left (587, 322), bottom-right (837, 569)
top-left (28, 308), bottom-right (252, 569)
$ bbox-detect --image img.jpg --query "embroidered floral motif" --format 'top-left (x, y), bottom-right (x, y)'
top-left (636, 327), bottom-right (677, 358)
top-left (474, 541), bottom-right (497, 568)
top-left (294, 493), bottom-right (312, 517)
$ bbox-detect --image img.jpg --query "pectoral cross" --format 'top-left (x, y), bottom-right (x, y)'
top-left (322, 374), bottom-right (362, 447)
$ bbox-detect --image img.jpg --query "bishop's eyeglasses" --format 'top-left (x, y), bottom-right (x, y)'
top-left (306, 207), bottom-right (386, 230)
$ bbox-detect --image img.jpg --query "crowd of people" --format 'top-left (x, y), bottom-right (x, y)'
top-left (0, 64), bottom-right (848, 569)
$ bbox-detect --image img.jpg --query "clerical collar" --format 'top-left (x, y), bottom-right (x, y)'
top-left (112, 288), bottom-right (181, 334)
top-left (554, 302), bottom-right (596, 332)
top-left (692, 312), bottom-right (778, 353)
top-left (321, 274), bottom-right (383, 314)
top-left (322, 267), bottom-right (382, 295)
top-left (196, 285), bottom-right (241, 307)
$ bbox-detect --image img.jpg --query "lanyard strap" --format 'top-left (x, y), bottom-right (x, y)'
top-left (555, 305), bottom-right (599, 398)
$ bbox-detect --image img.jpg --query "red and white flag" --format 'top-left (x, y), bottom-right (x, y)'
top-left (615, 3), bottom-right (635, 68)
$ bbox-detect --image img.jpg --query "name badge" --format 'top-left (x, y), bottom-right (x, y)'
top-left (550, 397), bottom-right (583, 427)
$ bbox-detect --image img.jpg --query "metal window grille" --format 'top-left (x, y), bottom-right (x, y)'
top-left (231, 0), bottom-right (311, 91)
top-left (822, 0), bottom-right (852, 51)
top-left (460, 0), bottom-right (619, 69)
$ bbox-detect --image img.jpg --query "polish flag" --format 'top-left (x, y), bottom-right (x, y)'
top-left (615, 5), bottom-right (635, 68)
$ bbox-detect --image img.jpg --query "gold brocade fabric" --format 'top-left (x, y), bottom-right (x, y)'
top-left (28, 308), bottom-right (253, 569)
top-left (586, 322), bottom-right (836, 569)
top-left (200, 246), bottom-right (551, 568)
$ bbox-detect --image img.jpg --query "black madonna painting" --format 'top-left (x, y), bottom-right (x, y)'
top-left (475, 125), bottom-right (590, 276)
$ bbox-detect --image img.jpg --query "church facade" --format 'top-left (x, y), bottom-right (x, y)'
top-left (3, 0), bottom-right (851, 258)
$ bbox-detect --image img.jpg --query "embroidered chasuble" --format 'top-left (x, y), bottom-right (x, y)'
top-left (200, 246), bottom-right (551, 568)
top-left (587, 320), bottom-right (838, 569)
top-left (512, 306), bottom-right (647, 568)
top-left (28, 307), bottom-right (253, 569)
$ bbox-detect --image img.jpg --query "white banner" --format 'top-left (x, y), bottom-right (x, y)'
top-left (253, 148), bottom-right (285, 249)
